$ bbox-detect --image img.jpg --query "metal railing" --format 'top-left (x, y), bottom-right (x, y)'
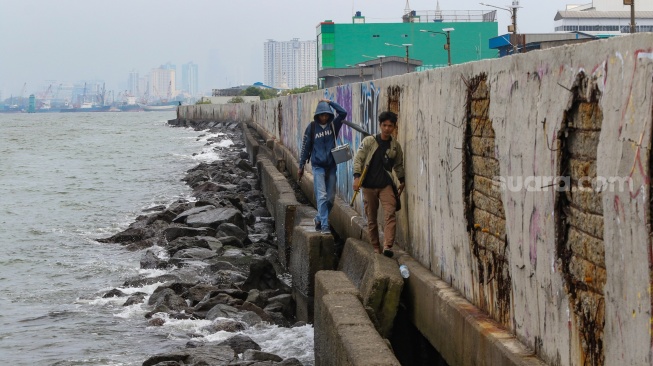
top-left (406, 10), bottom-right (497, 23)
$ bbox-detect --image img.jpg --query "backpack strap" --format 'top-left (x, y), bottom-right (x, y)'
top-left (310, 121), bottom-right (315, 145)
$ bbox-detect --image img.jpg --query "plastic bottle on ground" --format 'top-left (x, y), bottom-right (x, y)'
top-left (399, 264), bottom-right (410, 279)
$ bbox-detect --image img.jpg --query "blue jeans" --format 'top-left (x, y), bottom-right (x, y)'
top-left (312, 165), bottom-right (337, 230)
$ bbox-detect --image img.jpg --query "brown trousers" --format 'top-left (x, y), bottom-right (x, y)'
top-left (362, 185), bottom-right (397, 253)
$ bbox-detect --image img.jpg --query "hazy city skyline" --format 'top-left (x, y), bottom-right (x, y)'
top-left (1, 0), bottom-right (579, 97)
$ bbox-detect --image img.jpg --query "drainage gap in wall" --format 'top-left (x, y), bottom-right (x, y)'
top-left (649, 89), bottom-right (653, 353)
top-left (556, 71), bottom-right (605, 366)
top-left (390, 296), bottom-right (448, 365)
top-left (463, 73), bottom-right (512, 328)
top-left (277, 101), bottom-right (283, 137)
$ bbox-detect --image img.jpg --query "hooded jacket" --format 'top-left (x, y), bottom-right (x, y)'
top-left (299, 100), bottom-right (348, 169)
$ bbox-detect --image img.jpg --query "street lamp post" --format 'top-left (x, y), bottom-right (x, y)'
top-left (347, 64), bottom-right (367, 81)
top-left (628, 0), bottom-right (636, 33)
top-left (480, 1), bottom-right (521, 54)
top-left (326, 74), bottom-right (344, 87)
top-left (362, 54), bottom-right (386, 78)
top-left (420, 28), bottom-right (454, 66)
top-left (385, 43), bottom-right (413, 73)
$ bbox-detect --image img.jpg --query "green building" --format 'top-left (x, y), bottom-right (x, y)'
top-left (317, 10), bottom-right (499, 72)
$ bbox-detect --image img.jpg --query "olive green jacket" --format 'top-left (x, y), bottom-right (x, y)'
top-left (353, 134), bottom-right (405, 183)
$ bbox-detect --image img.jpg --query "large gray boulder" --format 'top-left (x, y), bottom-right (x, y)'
top-left (241, 258), bottom-right (290, 292)
top-left (172, 205), bottom-right (215, 223)
top-left (142, 344), bottom-right (236, 366)
top-left (206, 304), bottom-right (240, 320)
top-left (163, 226), bottom-right (215, 242)
top-left (185, 207), bottom-right (245, 231)
top-left (217, 334), bottom-right (261, 354)
top-left (216, 223), bottom-right (249, 244)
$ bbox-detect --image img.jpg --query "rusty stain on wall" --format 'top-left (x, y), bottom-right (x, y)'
top-left (463, 73), bottom-right (512, 328)
top-left (387, 86), bottom-right (402, 139)
top-left (387, 86), bottom-right (402, 115)
top-left (556, 71), bottom-right (605, 366)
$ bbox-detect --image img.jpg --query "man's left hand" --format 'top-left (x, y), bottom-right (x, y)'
top-left (397, 182), bottom-right (405, 196)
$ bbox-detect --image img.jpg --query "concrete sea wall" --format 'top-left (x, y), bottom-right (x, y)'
top-left (179, 34), bottom-right (653, 365)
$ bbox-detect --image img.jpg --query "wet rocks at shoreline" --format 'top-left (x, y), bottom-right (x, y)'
top-left (98, 121), bottom-right (304, 366)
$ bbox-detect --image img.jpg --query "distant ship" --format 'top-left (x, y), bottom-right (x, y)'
top-left (60, 102), bottom-right (111, 113)
top-left (1, 105), bottom-right (24, 113)
top-left (139, 100), bottom-right (179, 112)
top-left (118, 104), bottom-right (143, 112)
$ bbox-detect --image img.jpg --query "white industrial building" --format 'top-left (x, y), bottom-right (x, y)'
top-left (555, 0), bottom-right (653, 35)
top-left (264, 39), bottom-right (317, 89)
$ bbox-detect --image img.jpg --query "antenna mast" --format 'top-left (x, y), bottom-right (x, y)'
top-left (436, 0), bottom-right (443, 21)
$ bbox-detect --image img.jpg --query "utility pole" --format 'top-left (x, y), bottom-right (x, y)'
top-left (420, 28), bottom-right (454, 66)
top-left (481, 1), bottom-right (521, 54)
top-left (631, 0), bottom-right (636, 33)
top-left (404, 45), bottom-right (410, 73)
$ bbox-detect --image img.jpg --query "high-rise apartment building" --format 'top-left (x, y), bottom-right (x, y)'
top-left (264, 39), bottom-right (317, 89)
top-left (149, 67), bottom-right (176, 101)
top-left (128, 70), bottom-right (139, 97)
top-left (181, 62), bottom-right (199, 97)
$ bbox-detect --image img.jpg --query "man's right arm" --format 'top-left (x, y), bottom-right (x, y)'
top-left (298, 123), bottom-right (313, 180)
top-left (352, 137), bottom-right (372, 191)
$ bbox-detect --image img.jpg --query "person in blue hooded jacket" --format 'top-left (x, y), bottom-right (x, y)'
top-left (298, 98), bottom-right (348, 234)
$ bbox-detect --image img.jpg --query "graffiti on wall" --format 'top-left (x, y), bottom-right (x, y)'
top-left (323, 85), bottom-right (358, 201)
top-left (361, 82), bottom-right (381, 136)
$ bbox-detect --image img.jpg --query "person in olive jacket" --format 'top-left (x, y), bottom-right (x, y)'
top-left (352, 111), bottom-right (405, 257)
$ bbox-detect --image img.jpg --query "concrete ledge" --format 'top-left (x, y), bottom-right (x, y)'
top-left (275, 199), bottom-right (298, 269)
top-left (290, 225), bottom-right (337, 322)
top-left (330, 196), bottom-right (369, 242)
top-left (272, 141), bottom-right (288, 173)
top-left (249, 120), bottom-right (274, 142)
top-left (255, 155), bottom-right (298, 222)
top-left (396, 251), bottom-right (546, 366)
top-left (314, 271), bottom-right (361, 344)
top-left (314, 277), bottom-right (400, 366)
top-left (241, 122), bottom-right (260, 165)
top-left (338, 238), bottom-right (403, 338)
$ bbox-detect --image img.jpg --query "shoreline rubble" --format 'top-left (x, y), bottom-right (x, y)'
top-left (98, 121), bottom-right (306, 366)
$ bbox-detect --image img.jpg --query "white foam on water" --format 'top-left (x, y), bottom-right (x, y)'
top-left (192, 148), bottom-right (222, 163)
top-left (114, 301), bottom-right (151, 319)
top-left (215, 138), bottom-right (234, 148)
top-left (244, 323), bottom-right (314, 363)
top-left (148, 313), bottom-right (213, 334)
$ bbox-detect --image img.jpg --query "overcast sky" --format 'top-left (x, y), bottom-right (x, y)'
top-left (0, 0), bottom-right (574, 97)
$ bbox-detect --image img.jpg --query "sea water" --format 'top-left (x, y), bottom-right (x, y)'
top-left (0, 112), bottom-right (313, 365)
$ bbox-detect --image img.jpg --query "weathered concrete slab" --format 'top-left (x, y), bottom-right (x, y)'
top-left (314, 289), bottom-right (400, 366)
top-left (241, 123), bottom-right (260, 165)
top-left (338, 238), bottom-right (403, 338)
top-left (276, 205), bottom-right (319, 270)
top-left (290, 226), bottom-right (337, 297)
top-left (396, 251), bottom-right (546, 366)
top-left (256, 155), bottom-right (297, 222)
top-left (290, 225), bottom-right (337, 322)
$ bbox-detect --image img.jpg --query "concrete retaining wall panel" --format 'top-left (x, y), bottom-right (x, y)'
top-left (177, 34), bottom-right (653, 366)
top-left (290, 226), bottom-right (337, 298)
top-left (255, 157), bottom-right (297, 221)
top-left (315, 290), bottom-right (399, 366)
